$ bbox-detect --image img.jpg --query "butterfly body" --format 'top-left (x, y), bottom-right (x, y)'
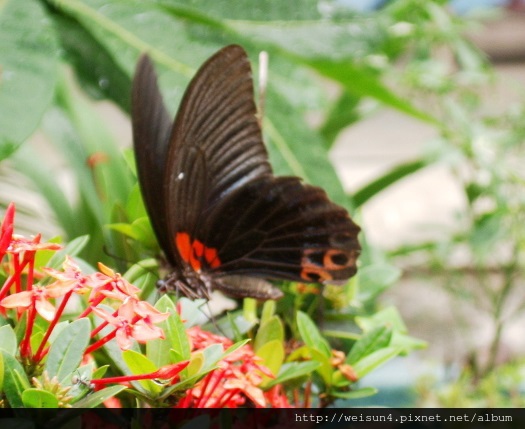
top-left (132, 45), bottom-right (360, 300)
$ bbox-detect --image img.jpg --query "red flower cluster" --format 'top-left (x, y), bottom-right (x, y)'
top-left (175, 326), bottom-right (292, 408)
top-left (0, 204), bottom-right (168, 363)
top-left (0, 203), bottom-right (292, 408)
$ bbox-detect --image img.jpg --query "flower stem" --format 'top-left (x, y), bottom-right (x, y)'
top-left (34, 289), bottom-right (74, 362)
top-left (20, 300), bottom-right (37, 359)
top-left (84, 329), bottom-right (117, 355)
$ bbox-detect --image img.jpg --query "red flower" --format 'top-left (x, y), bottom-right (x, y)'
top-left (0, 203), bottom-right (15, 262)
top-left (90, 298), bottom-right (168, 351)
top-left (0, 283), bottom-right (67, 321)
top-left (9, 233), bottom-right (62, 255)
top-left (177, 326), bottom-right (280, 408)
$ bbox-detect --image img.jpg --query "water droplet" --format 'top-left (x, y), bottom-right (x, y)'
top-left (99, 78), bottom-right (109, 89)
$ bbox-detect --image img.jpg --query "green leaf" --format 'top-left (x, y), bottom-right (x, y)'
top-left (356, 306), bottom-right (408, 334)
top-left (320, 91), bottom-right (361, 148)
top-left (45, 318), bottom-right (90, 384)
top-left (352, 347), bottom-right (402, 378)
top-left (147, 295), bottom-right (190, 368)
top-left (109, 218), bottom-right (157, 249)
top-left (50, 11), bottom-right (132, 111)
top-left (331, 386), bottom-right (378, 400)
top-left (353, 159), bottom-right (428, 208)
top-left (47, 321), bottom-right (70, 345)
top-left (296, 311), bottom-right (331, 358)
top-left (53, 72), bottom-right (133, 213)
top-left (206, 310), bottom-right (256, 338)
top-left (22, 389), bottom-right (59, 408)
top-left (92, 365), bottom-right (109, 380)
top-left (184, 351), bottom-right (205, 378)
top-left (0, 352), bottom-right (4, 393)
top-left (309, 348), bottom-right (333, 385)
top-left (346, 326), bottom-right (393, 365)
top-left (0, 0), bottom-right (59, 160)
top-left (260, 300), bottom-right (276, 326)
top-left (255, 339), bottom-right (284, 381)
top-left (72, 385), bottom-right (127, 408)
top-left (159, 0), bottom-right (322, 21)
top-left (264, 93), bottom-right (349, 207)
top-left (302, 57), bottom-right (438, 125)
top-left (391, 331), bottom-right (427, 353)
top-left (266, 361), bottom-right (321, 388)
top-left (67, 363), bottom-right (96, 403)
top-left (357, 264), bottom-right (402, 302)
top-left (0, 324), bottom-right (17, 355)
top-left (160, 342), bottom-right (252, 399)
top-left (254, 315), bottom-right (283, 352)
top-left (1, 351), bottom-right (30, 408)
top-left (122, 349), bottom-right (162, 395)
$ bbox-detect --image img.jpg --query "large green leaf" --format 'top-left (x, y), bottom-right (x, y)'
top-left (45, 318), bottom-right (91, 384)
top-left (353, 159), bottom-right (429, 208)
top-left (157, 0), bottom-right (322, 21)
top-left (357, 263), bottom-right (402, 303)
top-left (22, 388), bottom-right (59, 408)
top-left (72, 385), bottom-right (127, 408)
top-left (296, 311), bottom-right (331, 358)
top-left (346, 325), bottom-right (392, 365)
top-left (0, 324), bottom-right (17, 355)
top-left (265, 360), bottom-right (321, 388)
top-left (0, 0), bottom-right (59, 160)
top-left (352, 346), bottom-right (402, 378)
top-left (302, 57), bottom-right (438, 125)
top-left (254, 315), bottom-right (283, 352)
top-left (1, 351), bottom-right (30, 408)
top-left (122, 349), bottom-right (162, 395)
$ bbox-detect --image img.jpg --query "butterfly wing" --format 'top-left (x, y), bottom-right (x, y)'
top-left (164, 46), bottom-right (272, 246)
top-left (202, 175), bottom-right (360, 284)
top-left (131, 55), bottom-right (175, 257)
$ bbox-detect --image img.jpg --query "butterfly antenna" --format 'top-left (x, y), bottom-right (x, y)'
top-left (257, 50), bottom-right (269, 127)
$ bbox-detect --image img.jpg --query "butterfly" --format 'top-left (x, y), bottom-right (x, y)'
top-left (131, 45), bottom-right (360, 300)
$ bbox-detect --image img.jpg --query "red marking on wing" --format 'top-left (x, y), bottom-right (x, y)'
top-left (300, 266), bottom-right (333, 283)
top-left (204, 246), bottom-right (220, 268)
top-left (175, 232), bottom-right (192, 263)
top-left (175, 232), bottom-right (221, 272)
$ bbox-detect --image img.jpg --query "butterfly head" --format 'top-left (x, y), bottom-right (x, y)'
top-left (157, 267), bottom-right (214, 300)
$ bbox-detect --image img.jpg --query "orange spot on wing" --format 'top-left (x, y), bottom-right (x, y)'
top-left (175, 232), bottom-right (192, 263)
top-left (204, 247), bottom-right (221, 268)
top-left (189, 239), bottom-right (203, 271)
top-left (192, 239), bottom-right (204, 257)
top-left (300, 266), bottom-right (333, 283)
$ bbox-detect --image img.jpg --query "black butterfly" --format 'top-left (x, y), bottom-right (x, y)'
top-left (131, 45), bottom-right (360, 300)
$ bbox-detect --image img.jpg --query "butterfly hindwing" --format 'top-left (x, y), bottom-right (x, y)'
top-left (201, 175), bottom-right (360, 283)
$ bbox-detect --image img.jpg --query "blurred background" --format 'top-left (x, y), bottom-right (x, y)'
top-left (1, 0), bottom-right (525, 407)
top-left (333, 0), bottom-right (525, 407)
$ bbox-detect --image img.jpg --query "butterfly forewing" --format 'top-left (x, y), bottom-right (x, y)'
top-left (132, 44), bottom-right (360, 300)
top-left (132, 56), bottom-right (175, 260)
